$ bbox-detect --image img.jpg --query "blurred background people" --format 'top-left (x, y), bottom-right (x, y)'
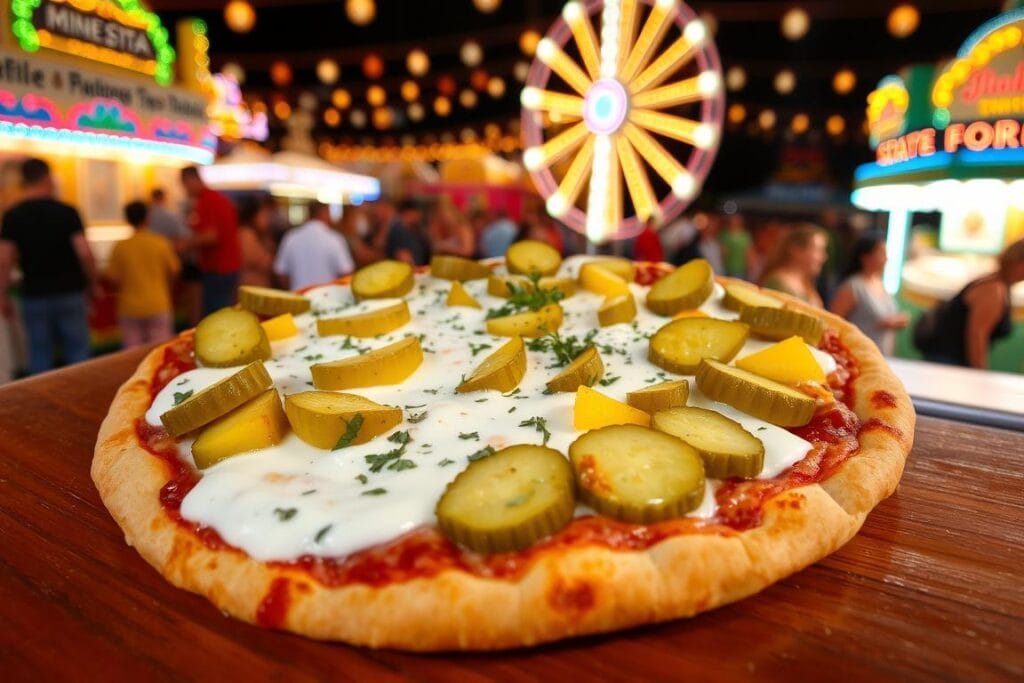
top-left (341, 204), bottom-right (386, 267)
top-left (180, 166), bottom-right (240, 314)
top-left (105, 201), bottom-right (180, 348)
top-left (632, 219), bottom-right (665, 263)
top-left (519, 201), bottom-right (564, 254)
top-left (147, 188), bottom-right (190, 249)
top-left (237, 197), bottom-right (275, 288)
top-left (759, 224), bottom-right (828, 307)
top-left (274, 201), bottom-right (354, 290)
top-left (719, 213), bottom-right (752, 279)
top-left (695, 212), bottom-right (724, 273)
top-left (0, 158), bottom-right (96, 374)
top-left (830, 233), bottom-right (907, 356)
top-left (429, 198), bottom-right (475, 257)
top-left (915, 238), bottom-right (1024, 369)
top-left (387, 199), bottom-right (430, 265)
top-left (478, 209), bottom-right (517, 259)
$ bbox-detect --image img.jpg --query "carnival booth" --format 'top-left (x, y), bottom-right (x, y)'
top-left (851, 6), bottom-right (1024, 370)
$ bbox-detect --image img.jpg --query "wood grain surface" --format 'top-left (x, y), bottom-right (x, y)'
top-left (1, 348), bottom-right (1022, 682)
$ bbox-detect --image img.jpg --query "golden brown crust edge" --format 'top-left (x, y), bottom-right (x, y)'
top-left (91, 278), bottom-right (914, 651)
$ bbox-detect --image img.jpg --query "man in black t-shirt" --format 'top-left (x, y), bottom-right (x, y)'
top-left (0, 158), bottom-right (98, 374)
top-left (385, 199), bottom-right (430, 266)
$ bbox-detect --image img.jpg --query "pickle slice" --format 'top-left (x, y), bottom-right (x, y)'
top-left (487, 274), bottom-right (576, 299)
top-left (695, 359), bottom-right (816, 427)
top-left (739, 306), bottom-right (825, 345)
top-left (626, 379), bottom-right (690, 414)
top-left (435, 444), bottom-right (575, 553)
top-left (648, 317), bottom-right (749, 374)
top-left (457, 336), bottom-right (526, 393)
top-left (238, 285), bottom-right (311, 317)
top-left (311, 337), bottom-right (423, 390)
top-left (645, 258), bottom-right (714, 316)
top-left (485, 303), bottom-right (563, 338)
top-left (195, 308), bottom-right (272, 368)
top-left (546, 346), bottom-right (604, 392)
top-left (581, 257), bottom-right (635, 282)
top-left (284, 391), bottom-right (403, 449)
top-left (160, 361), bottom-right (272, 437)
top-left (506, 240), bottom-right (562, 276)
top-left (569, 425), bottom-right (705, 523)
top-left (579, 262), bottom-right (630, 297)
top-left (430, 255), bottom-right (492, 281)
top-left (721, 282), bottom-right (783, 312)
top-left (598, 293), bottom-right (637, 327)
top-left (652, 407), bottom-right (765, 479)
top-left (351, 260), bottom-right (415, 300)
top-left (447, 281), bottom-right (482, 309)
top-left (192, 389), bottom-right (289, 469)
top-left (316, 300), bottom-right (411, 338)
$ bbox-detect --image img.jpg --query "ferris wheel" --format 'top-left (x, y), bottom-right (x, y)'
top-left (521, 0), bottom-right (724, 243)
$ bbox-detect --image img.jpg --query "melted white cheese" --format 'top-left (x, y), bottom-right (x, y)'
top-left (148, 259), bottom-right (833, 562)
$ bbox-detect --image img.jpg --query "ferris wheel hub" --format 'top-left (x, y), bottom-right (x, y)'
top-left (583, 78), bottom-right (630, 135)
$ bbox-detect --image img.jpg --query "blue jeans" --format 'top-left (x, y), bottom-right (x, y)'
top-left (201, 271), bottom-right (239, 316)
top-left (21, 291), bottom-right (91, 375)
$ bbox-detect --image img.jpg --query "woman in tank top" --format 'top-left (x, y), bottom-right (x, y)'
top-left (758, 224), bottom-right (828, 307)
top-left (830, 233), bottom-right (907, 355)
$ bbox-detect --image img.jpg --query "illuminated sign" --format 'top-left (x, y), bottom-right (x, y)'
top-left (207, 72), bottom-right (267, 142)
top-left (867, 76), bottom-right (909, 149)
top-left (875, 118), bottom-right (1024, 166)
top-left (10, 0), bottom-right (175, 85)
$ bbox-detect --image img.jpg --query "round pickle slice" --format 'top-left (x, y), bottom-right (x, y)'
top-left (160, 361), bottom-right (272, 437)
top-left (645, 258), bottom-right (714, 316)
top-left (626, 379), bottom-right (690, 414)
top-left (506, 239), bottom-right (562, 276)
top-left (651, 407), bottom-right (765, 479)
top-left (311, 337), bottom-right (423, 390)
top-left (284, 391), bottom-right (403, 449)
top-left (316, 300), bottom-right (411, 338)
top-left (598, 292), bottom-right (637, 327)
top-left (579, 262), bottom-right (630, 296)
top-left (436, 445), bottom-right (576, 553)
top-left (430, 255), bottom-right (492, 281)
top-left (695, 359), bottom-right (816, 427)
top-left (238, 286), bottom-right (311, 316)
top-left (648, 317), bottom-right (749, 374)
top-left (739, 305), bottom-right (825, 345)
top-left (351, 260), bottom-right (414, 300)
top-left (546, 346), bottom-right (604, 392)
top-left (721, 282), bottom-right (783, 312)
top-left (457, 336), bottom-right (526, 393)
top-left (195, 308), bottom-right (272, 368)
top-left (569, 425), bottom-right (705, 523)
top-left (485, 303), bottom-right (563, 338)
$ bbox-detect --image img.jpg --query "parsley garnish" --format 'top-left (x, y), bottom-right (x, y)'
top-left (599, 375), bottom-right (621, 386)
top-left (470, 343), bottom-right (492, 357)
top-left (519, 416), bottom-right (552, 445)
top-left (364, 431), bottom-right (416, 473)
top-left (458, 431), bottom-right (479, 440)
top-left (527, 329), bottom-right (598, 367)
top-left (468, 445), bottom-right (496, 462)
top-left (485, 273), bottom-right (564, 319)
top-left (314, 524), bottom-right (332, 543)
top-left (423, 388), bottom-right (439, 395)
top-left (361, 487), bottom-right (387, 496)
top-left (273, 507), bottom-right (297, 521)
top-left (407, 410), bottom-right (428, 423)
top-left (172, 390), bottom-right (193, 406)
top-left (355, 474), bottom-right (368, 485)
top-left (438, 458), bottom-right (455, 467)
top-left (176, 378), bottom-right (189, 386)
top-left (404, 403), bottom-right (426, 409)
top-left (388, 430), bottom-right (411, 445)
top-left (332, 414), bottom-right (364, 450)
top-left (302, 354), bottom-right (324, 362)
top-left (301, 489), bottom-right (317, 496)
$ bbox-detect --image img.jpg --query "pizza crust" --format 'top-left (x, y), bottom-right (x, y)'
top-left (92, 278), bottom-right (914, 651)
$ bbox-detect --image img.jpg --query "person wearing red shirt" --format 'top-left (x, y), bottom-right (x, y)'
top-left (180, 166), bottom-right (241, 315)
top-left (633, 220), bottom-right (665, 263)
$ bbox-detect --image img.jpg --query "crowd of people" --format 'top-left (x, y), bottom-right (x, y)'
top-left (0, 155), bottom-right (1020, 380)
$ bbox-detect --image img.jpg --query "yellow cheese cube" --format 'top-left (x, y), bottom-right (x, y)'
top-left (260, 313), bottom-right (299, 341)
top-left (447, 280), bottom-right (482, 309)
top-left (734, 335), bottom-right (826, 385)
top-left (573, 386), bottom-right (651, 431)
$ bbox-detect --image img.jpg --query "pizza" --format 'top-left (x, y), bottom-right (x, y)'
top-left (92, 243), bottom-right (914, 651)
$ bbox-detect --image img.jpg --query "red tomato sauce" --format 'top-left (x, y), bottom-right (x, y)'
top-left (139, 322), bottom-right (875, 588)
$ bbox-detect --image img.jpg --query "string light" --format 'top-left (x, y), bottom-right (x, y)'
top-left (520, 29), bottom-right (541, 56)
top-left (324, 108), bottom-right (341, 127)
top-left (316, 59), bottom-right (340, 85)
top-left (833, 69), bottom-right (856, 95)
top-left (888, 4), bottom-right (920, 39)
top-left (759, 109), bottom-right (776, 130)
top-left (487, 76), bottom-right (506, 98)
top-left (401, 80), bottom-right (420, 102)
top-left (437, 75), bottom-right (457, 97)
top-left (372, 107), bottom-right (393, 130)
top-left (461, 41), bottom-right (483, 67)
top-left (407, 49), bottom-right (430, 76)
top-left (774, 69), bottom-right (796, 95)
top-left (350, 109), bottom-right (368, 128)
top-left (461, 128), bottom-right (478, 143)
top-left (222, 62), bottom-right (245, 85)
top-left (470, 68), bottom-right (490, 91)
top-left (332, 88), bottom-right (352, 109)
top-left (791, 113), bottom-right (810, 134)
top-left (367, 85), bottom-right (386, 107)
top-left (727, 103), bottom-right (746, 124)
top-left (472, 0), bottom-right (501, 13)
top-left (826, 114), bottom-right (846, 136)
top-left (725, 66), bottom-right (746, 91)
top-left (224, 1), bottom-right (256, 33)
top-left (298, 92), bottom-right (318, 112)
top-left (407, 102), bottom-right (425, 122)
top-left (270, 61), bottom-right (292, 86)
top-left (514, 61), bottom-right (531, 82)
top-left (273, 100), bottom-right (291, 120)
top-left (459, 89), bottom-right (479, 108)
top-left (346, 0), bottom-right (376, 26)
top-left (362, 53), bottom-right (385, 79)
top-left (434, 96), bottom-right (452, 117)
top-left (781, 7), bottom-right (810, 41)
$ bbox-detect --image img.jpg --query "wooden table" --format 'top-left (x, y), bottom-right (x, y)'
top-left (2, 349), bottom-right (1022, 682)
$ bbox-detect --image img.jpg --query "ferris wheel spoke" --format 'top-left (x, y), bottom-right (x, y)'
top-left (520, 87), bottom-right (585, 118)
top-left (615, 134), bottom-right (658, 222)
top-left (630, 108), bottom-right (718, 149)
top-left (585, 136), bottom-right (620, 243)
top-left (630, 20), bottom-right (707, 94)
top-left (523, 120), bottom-right (590, 171)
top-left (618, 0), bottom-right (675, 83)
top-left (615, 0), bottom-right (641, 77)
top-left (631, 71), bottom-right (721, 109)
top-left (537, 38), bottom-right (593, 96)
top-left (547, 137), bottom-right (594, 218)
top-left (622, 122), bottom-right (698, 200)
top-left (562, 2), bottom-right (602, 80)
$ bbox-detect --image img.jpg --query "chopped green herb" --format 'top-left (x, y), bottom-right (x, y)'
top-left (172, 390), bottom-right (194, 406)
top-left (302, 354), bottom-right (324, 362)
top-left (507, 406), bottom-right (517, 413)
top-left (332, 413), bottom-right (364, 450)
top-left (300, 489), bottom-right (317, 496)
top-left (757, 426), bottom-right (768, 431)
top-left (438, 458), bottom-right (455, 467)
top-left (388, 430), bottom-right (411, 445)
top-left (527, 329), bottom-right (598, 366)
top-left (458, 431), bottom-right (479, 440)
top-left (314, 524), bottom-right (332, 543)
top-left (502, 387), bottom-right (522, 397)
top-left (475, 398), bottom-right (489, 403)
top-left (468, 445), bottom-right (497, 462)
top-left (273, 507), bottom-right (297, 521)
top-left (175, 378), bottom-right (189, 386)
top-left (407, 410), bottom-right (428, 423)
top-left (598, 375), bottom-right (621, 386)
top-left (404, 403), bottom-right (426, 409)
top-left (361, 487), bottom-right (388, 496)
top-left (470, 342), bottom-right (493, 357)
top-left (423, 388), bottom-right (440, 395)
top-left (519, 416), bottom-right (552, 445)
top-left (485, 273), bottom-right (565, 319)
top-left (355, 474), bottom-right (368, 485)
top-left (390, 459), bottom-right (417, 471)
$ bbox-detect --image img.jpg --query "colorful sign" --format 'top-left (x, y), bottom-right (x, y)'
top-left (10, 0), bottom-right (175, 85)
top-left (875, 118), bottom-right (1024, 165)
top-left (867, 76), bottom-right (910, 149)
top-left (207, 72), bottom-right (267, 142)
top-left (0, 45), bottom-right (212, 162)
